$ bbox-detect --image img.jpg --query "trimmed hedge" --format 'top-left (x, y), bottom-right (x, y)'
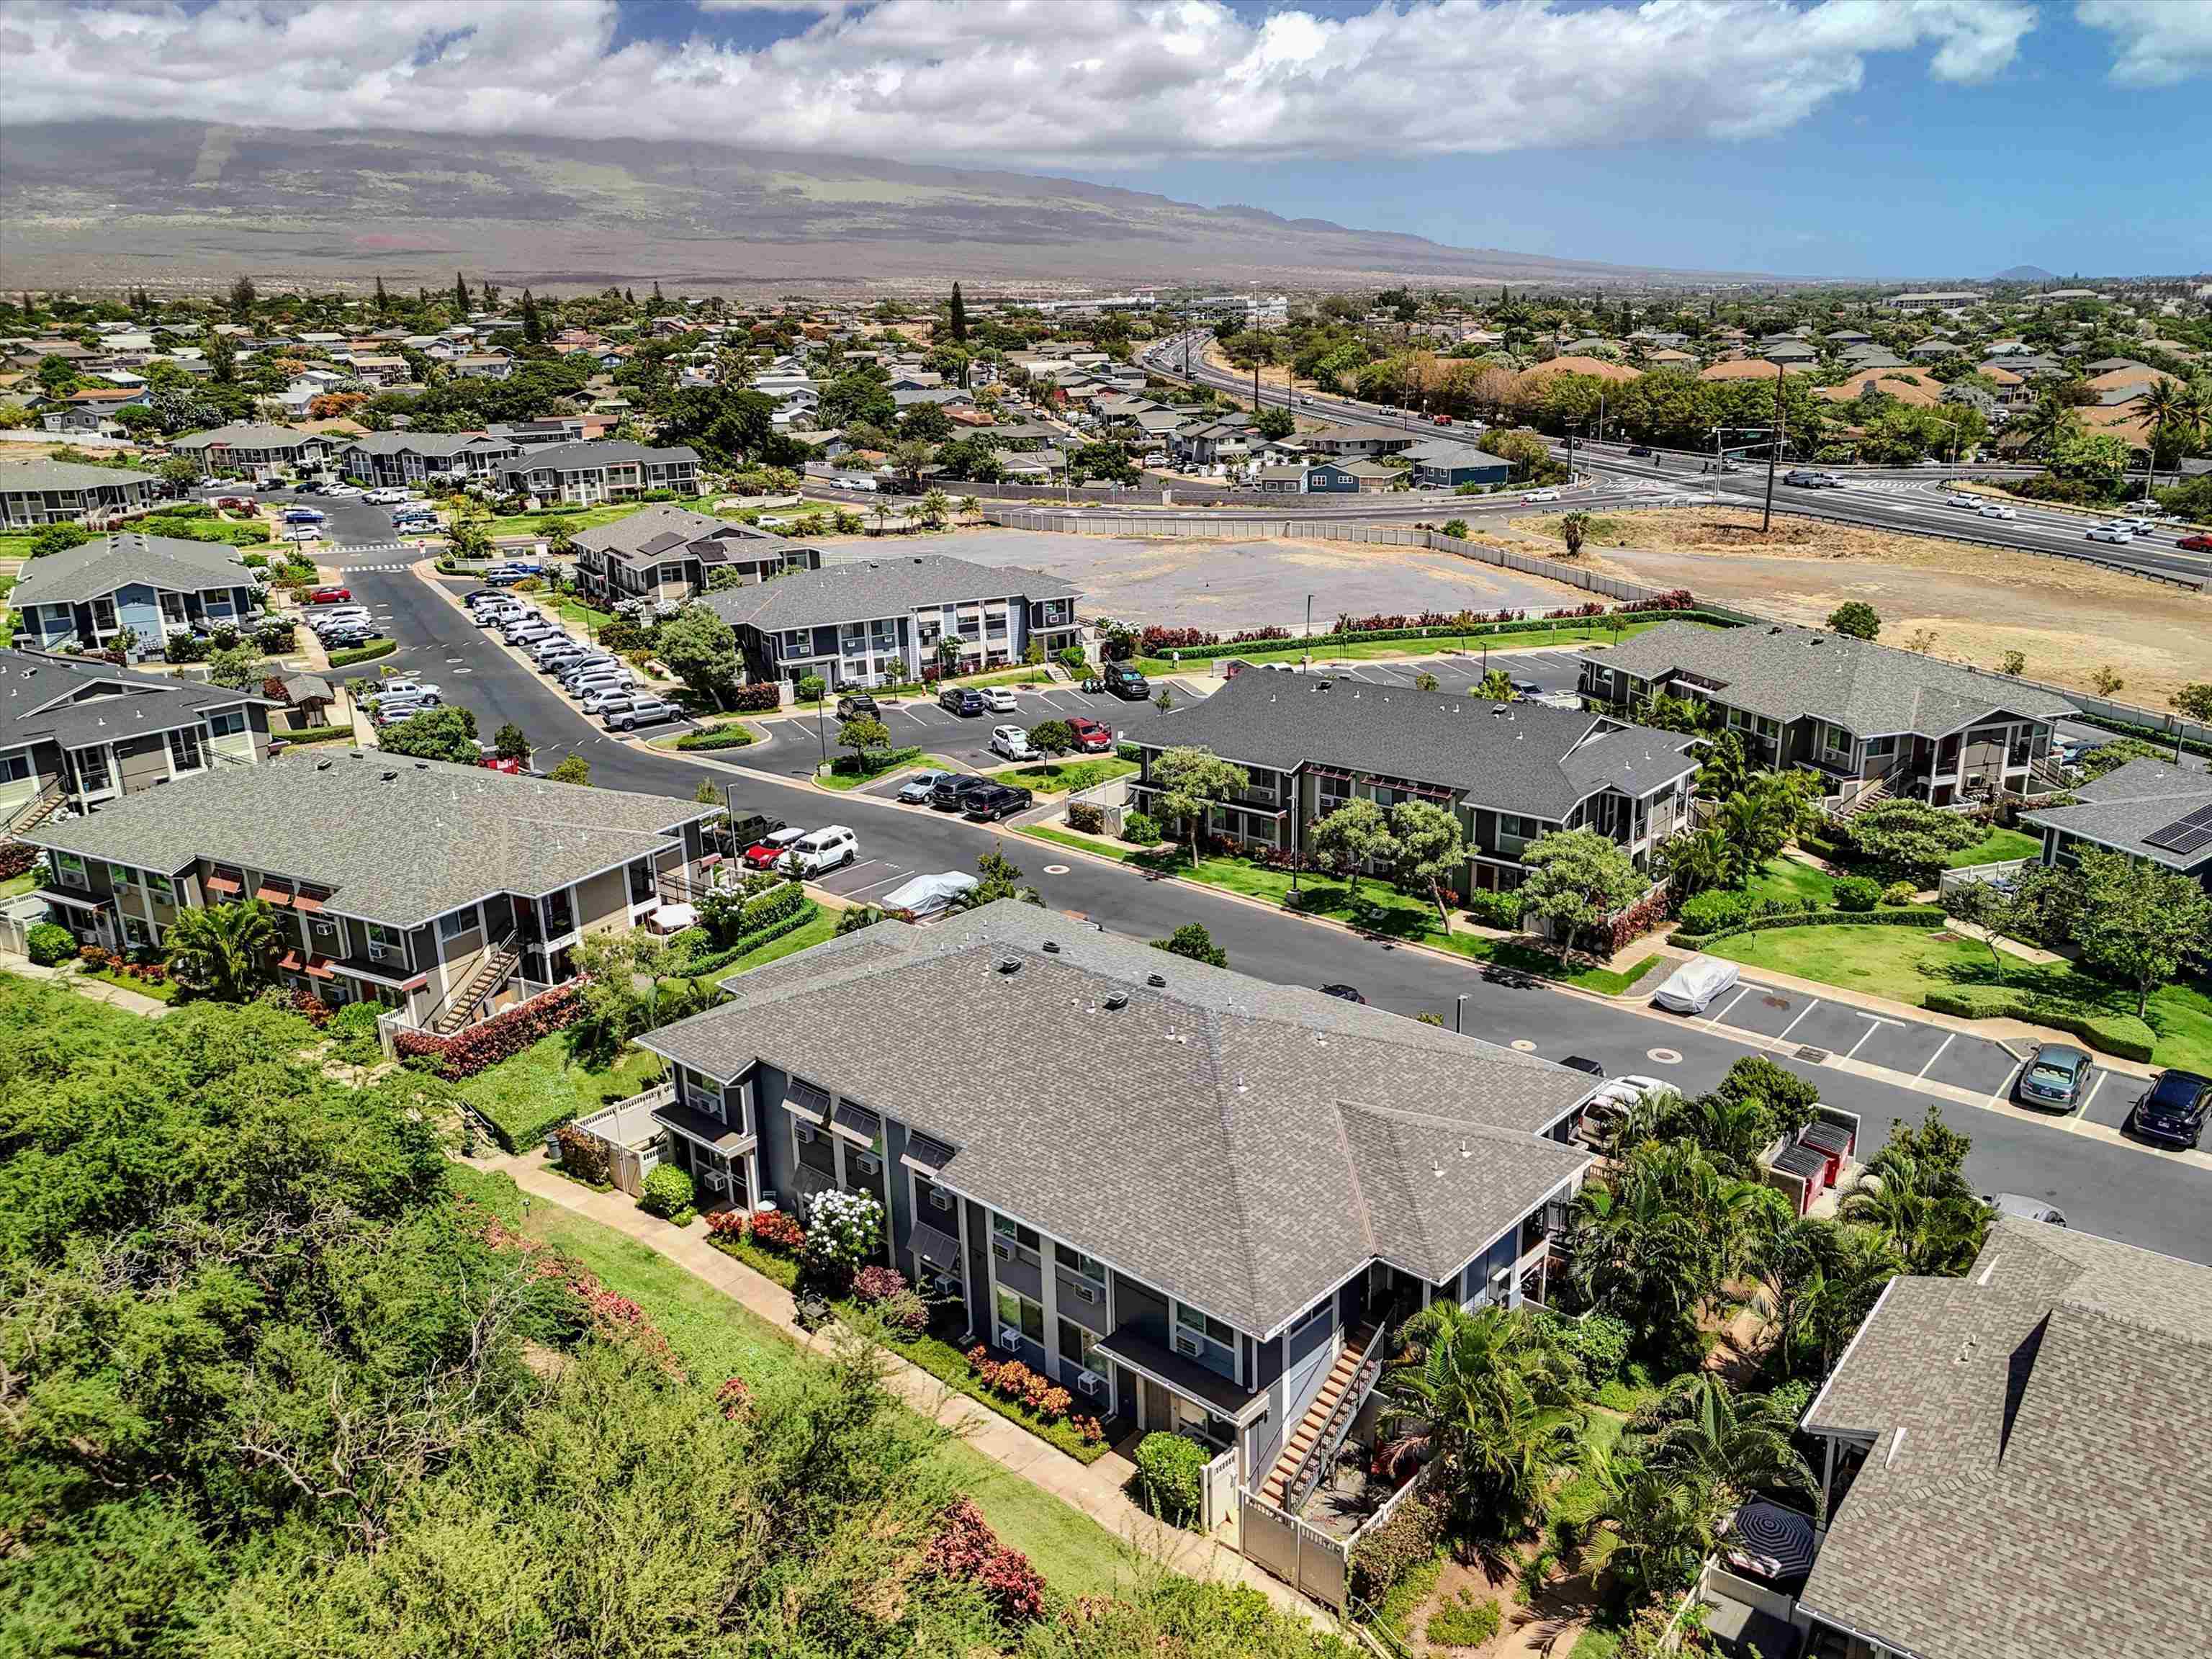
top-left (672, 725), bottom-right (757, 752)
top-left (394, 981), bottom-right (587, 1082)
top-left (672, 900), bottom-right (820, 979)
top-left (26, 922), bottom-right (77, 967)
top-left (1136, 606), bottom-right (1731, 665)
top-left (1131, 1433), bottom-right (1208, 1528)
top-left (730, 682), bottom-right (783, 712)
top-left (1922, 986), bottom-right (2157, 1063)
top-left (328, 639), bottom-right (398, 668)
top-left (275, 724), bottom-right (354, 746)
top-left (1671, 904), bottom-right (1946, 949)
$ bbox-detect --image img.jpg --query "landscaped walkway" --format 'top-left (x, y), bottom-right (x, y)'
top-left (0, 954), bottom-right (171, 1017)
top-left (477, 1148), bottom-right (1331, 1629)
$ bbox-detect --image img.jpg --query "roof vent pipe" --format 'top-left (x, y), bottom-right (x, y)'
top-left (1146, 973), bottom-right (1166, 988)
top-left (1042, 940), bottom-right (1061, 953)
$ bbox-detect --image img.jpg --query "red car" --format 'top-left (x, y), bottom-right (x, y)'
top-left (742, 827), bottom-right (806, 870)
top-left (307, 586), bottom-right (352, 604)
top-left (214, 495), bottom-right (256, 511)
top-left (1067, 716), bottom-right (1114, 753)
top-left (2180, 534), bottom-right (2212, 553)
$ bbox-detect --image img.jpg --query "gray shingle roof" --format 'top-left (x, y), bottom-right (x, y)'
top-left (641, 900), bottom-right (1590, 1336)
top-left (703, 553), bottom-right (1078, 634)
top-left (19, 746), bottom-right (717, 927)
top-left (171, 423), bottom-right (322, 451)
top-left (1591, 621), bottom-right (2077, 739)
top-left (2020, 757), bottom-right (2212, 871)
top-left (0, 647), bottom-right (275, 750)
top-left (0, 459), bottom-right (157, 492)
top-left (1142, 670), bottom-right (1700, 818)
top-left (10, 531), bottom-right (255, 607)
top-left (1799, 1219), bottom-right (2212, 1659)
top-left (497, 440), bottom-right (698, 475)
top-left (338, 431), bottom-right (515, 458)
top-left (570, 503), bottom-right (790, 567)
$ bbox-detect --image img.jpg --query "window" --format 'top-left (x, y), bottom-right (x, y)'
top-left (1866, 735), bottom-right (1897, 759)
top-left (167, 727), bottom-right (205, 774)
top-left (1058, 1246), bottom-right (1106, 1285)
top-left (365, 922), bottom-right (404, 962)
top-left (0, 752), bottom-right (32, 786)
top-left (1058, 1318), bottom-right (1100, 1374)
top-left (992, 1214), bottom-right (1040, 1254)
top-left (204, 709), bottom-right (247, 739)
top-left (437, 909), bottom-right (477, 942)
top-left (629, 861), bottom-right (657, 904)
top-left (122, 916), bottom-right (150, 948)
top-left (108, 863), bottom-right (139, 889)
top-left (1824, 725), bottom-right (1852, 755)
top-left (55, 853), bottom-right (87, 887)
top-left (1176, 1303), bottom-right (1235, 1348)
top-left (1289, 1297), bottom-right (1331, 1339)
top-left (994, 1285), bottom-right (1044, 1346)
top-left (145, 873), bottom-right (174, 905)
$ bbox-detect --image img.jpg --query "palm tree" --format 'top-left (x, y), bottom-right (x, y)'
top-left (1805, 1224), bottom-right (1903, 1377)
top-left (2140, 379), bottom-right (2185, 493)
top-left (162, 899), bottom-right (277, 1002)
top-left (1375, 1302), bottom-right (1583, 1539)
top-left (1696, 731), bottom-right (1750, 801)
top-left (1629, 1372), bottom-right (1823, 1519)
top-left (1581, 1459), bottom-right (1725, 1614)
top-left (919, 487), bottom-right (951, 529)
top-left (1838, 1148), bottom-right (1987, 1276)
top-left (2013, 395), bottom-right (2078, 459)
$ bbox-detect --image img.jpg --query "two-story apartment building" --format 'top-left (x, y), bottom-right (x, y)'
top-left (1, 647), bottom-right (278, 835)
top-left (633, 900), bottom-right (1593, 1506)
top-left (332, 431), bottom-right (521, 486)
top-left (10, 532), bottom-right (264, 662)
top-left (1776, 1218), bottom-right (2212, 1659)
top-left (171, 423), bottom-right (332, 479)
top-left (21, 748), bottom-right (724, 1031)
top-left (706, 553), bottom-right (1082, 688)
top-left (0, 459), bottom-right (161, 529)
top-left (494, 440), bottom-right (701, 505)
top-left (2019, 757), bottom-right (2212, 891)
top-left (1132, 670), bottom-right (1702, 894)
top-left (569, 505), bottom-right (822, 610)
top-left (1583, 621), bottom-right (2077, 809)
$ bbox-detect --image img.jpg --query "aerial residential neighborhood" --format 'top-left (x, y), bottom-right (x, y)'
top-left (1, 5), bottom-right (2206, 1659)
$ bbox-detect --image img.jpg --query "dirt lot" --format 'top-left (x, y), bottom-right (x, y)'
top-left (825, 526), bottom-right (1591, 633)
top-left (1509, 507), bottom-right (2211, 706)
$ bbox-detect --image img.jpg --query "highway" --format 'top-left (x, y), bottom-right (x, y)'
top-left (1137, 335), bottom-right (2211, 589)
top-left (301, 503), bottom-right (2212, 1264)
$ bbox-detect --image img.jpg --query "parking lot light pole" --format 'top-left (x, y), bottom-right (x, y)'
top-left (1455, 994), bottom-right (1467, 1035)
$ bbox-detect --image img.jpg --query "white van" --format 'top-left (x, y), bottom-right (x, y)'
top-left (1651, 956), bottom-right (1741, 1015)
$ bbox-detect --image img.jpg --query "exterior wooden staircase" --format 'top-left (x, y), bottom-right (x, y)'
top-left (431, 931), bottom-right (520, 1035)
top-left (1259, 1320), bottom-right (1380, 1509)
top-left (6, 779), bottom-right (68, 839)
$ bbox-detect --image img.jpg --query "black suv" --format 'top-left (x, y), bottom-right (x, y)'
top-left (962, 782), bottom-right (1034, 822)
top-left (2128, 1069), bottom-right (2211, 1148)
top-left (938, 685), bottom-right (987, 716)
top-left (837, 692), bottom-right (879, 719)
top-left (930, 773), bottom-right (992, 812)
top-left (1102, 663), bottom-right (1149, 701)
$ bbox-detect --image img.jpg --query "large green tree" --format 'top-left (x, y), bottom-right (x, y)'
top-left (1147, 746), bottom-right (1249, 868)
top-left (2068, 846), bottom-right (2212, 1016)
top-left (161, 899), bottom-right (279, 1000)
top-left (1518, 827), bottom-right (1647, 953)
top-left (654, 604), bottom-right (742, 709)
top-left (377, 707), bottom-right (481, 765)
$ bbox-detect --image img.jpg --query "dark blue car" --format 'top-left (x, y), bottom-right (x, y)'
top-left (2129, 1070), bottom-right (2210, 1148)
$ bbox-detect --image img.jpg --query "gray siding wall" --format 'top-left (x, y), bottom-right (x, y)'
top-left (1053, 1255), bottom-right (1110, 1336)
top-left (884, 1120), bottom-right (915, 1263)
top-left (753, 1063), bottom-right (796, 1208)
top-left (964, 1200), bottom-right (992, 1346)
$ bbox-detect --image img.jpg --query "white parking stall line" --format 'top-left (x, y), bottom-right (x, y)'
top-left (2077, 1069), bottom-right (2108, 1120)
top-left (1843, 1012), bottom-right (1899, 1060)
top-left (1775, 997), bottom-right (1823, 1043)
top-left (1987, 1060), bottom-right (2025, 1109)
top-left (1704, 986), bottom-right (1753, 1028)
top-left (1915, 1031), bottom-right (1955, 1079)
top-left (897, 706), bottom-right (932, 726)
top-left (839, 868), bottom-right (912, 900)
top-left (819, 858), bottom-right (890, 891)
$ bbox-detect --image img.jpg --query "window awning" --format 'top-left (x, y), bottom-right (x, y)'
top-left (832, 1100), bottom-right (881, 1148)
top-left (328, 958), bottom-right (428, 992)
top-left (255, 884), bottom-right (293, 906)
top-left (783, 1077), bottom-right (831, 1125)
top-left (292, 891), bottom-right (328, 914)
top-left (902, 1131), bottom-right (958, 1176)
top-left (909, 1221), bottom-right (963, 1275)
top-left (653, 1099), bottom-right (749, 1156)
top-left (1092, 1323), bottom-right (1268, 1425)
top-left (38, 887), bottom-right (109, 912)
top-left (204, 874), bottom-right (242, 895)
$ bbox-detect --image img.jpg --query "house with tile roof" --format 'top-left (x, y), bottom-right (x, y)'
top-left (626, 898), bottom-right (1595, 1522)
top-left (1582, 620), bottom-right (2076, 809)
top-left (570, 504), bottom-right (821, 609)
top-left (10, 532), bottom-right (265, 662)
top-left (0, 647), bottom-right (279, 838)
top-left (1784, 1217), bottom-right (2212, 1659)
top-left (704, 552), bottom-right (1081, 686)
top-left (1131, 667), bottom-right (1701, 894)
top-left (20, 747), bottom-right (722, 1031)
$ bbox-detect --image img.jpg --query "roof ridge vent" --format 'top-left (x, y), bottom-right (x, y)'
top-left (1146, 972), bottom-right (1166, 988)
top-left (1042, 940), bottom-right (1060, 953)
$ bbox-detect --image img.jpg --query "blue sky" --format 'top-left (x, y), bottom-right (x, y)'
top-left (27, 1), bottom-right (2212, 281)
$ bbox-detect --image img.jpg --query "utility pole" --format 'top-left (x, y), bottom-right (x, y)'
top-left (1761, 359), bottom-right (1786, 533)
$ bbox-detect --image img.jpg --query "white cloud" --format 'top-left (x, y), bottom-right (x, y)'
top-left (0, 0), bottom-right (2048, 166)
top-left (2077, 0), bottom-right (2212, 86)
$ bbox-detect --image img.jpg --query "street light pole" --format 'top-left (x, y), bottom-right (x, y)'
top-left (1761, 359), bottom-right (1786, 534)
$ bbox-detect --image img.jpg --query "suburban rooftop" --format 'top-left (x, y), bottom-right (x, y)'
top-left (639, 899), bottom-right (1593, 1336)
top-left (9, 531), bottom-right (256, 608)
top-left (0, 647), bottom-right (277, 749)
top-left (702, 552), bottom-right (1079, 634)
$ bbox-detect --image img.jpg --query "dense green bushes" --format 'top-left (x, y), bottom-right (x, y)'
top-left (1922, 986), bottom-right (2157, 1062)
top-left (639, 1162), bottom-right (698, 1226)
top-left (671, 724), bottom-right (757, 751)
top-left (24, 921), bottom-right (76, 966)
top-left (328, 639), bottom-right (397, 668)
top-left (1833, 874), bottom-right (1881, 912)
top-left (1349, 1488), bottom-right (1445, 1603)
top-left (1131, 1432), bottom-right (1209, 1527)
top-left (1673, 904), bottom-right (1946, 948)
top-left (1123, 811), bottom-right (1161, 845)
top-left (1463, 886), bottom-right (1524, 930)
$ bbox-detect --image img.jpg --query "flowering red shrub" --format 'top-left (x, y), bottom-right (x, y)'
top-left (730, 682), bottom-right (783, 712)
top-left (287, 989), bottom-right (334, 1028)
top-left (749, 1208), bottom-right (806, 1251)
top-left (715, 1376), bottom-right (752, 1421)
top-left (852, 1264), bottom-right (909, 1305)
top-left (1077, 1416), bottom-right (1105, 1446)
top-left (921, 1497), bottom-right (1046, 1627)
top-left (393, 981), bottom-right (587, 1080)
top-left (1136, 624), bottom-right (1221, 653)
top-left (1598, 887), bottom-right (1673, 954)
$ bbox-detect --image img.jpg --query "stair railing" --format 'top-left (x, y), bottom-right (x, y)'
top-left (423, 930), bottom-right (519, 1034)
top-left (1282, 1316), bottom-right (1394, 1515)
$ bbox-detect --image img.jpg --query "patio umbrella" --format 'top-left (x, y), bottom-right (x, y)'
top-left (1726, 1498), bottom-right (1817, 1582)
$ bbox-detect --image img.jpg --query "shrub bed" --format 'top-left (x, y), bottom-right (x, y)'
top-left (672, 725), bottom-right (757, 751)
top-left (1922, 986), bottom-right (2157, 1062)
top-left (638, 1163), bottom-right (698, 1226)
top-left (393, 981), bottom-right (587, 1084)
top-left (25, 922), bottom-right (76, 967)
top-left (920, 1497), bottom-right (1047, 1628)
top-left (0, 842), bottom-right (37, 881)
top-left (275, 724), bottom-right (355, 746)
top-left (1131, 1431), bottom-right (1209, 1528)
top-left (729, 682), bottom-right (783, 712)
top-left (1348, 1488), bottom-right (1445, 1604)
top-left (1125, 601), bottom-right (1717, 664)
top-left (328, 639), bottom-right (398, 668)
top-left (673, 902), bottom-right (819, 981)
top-left (1672, 904), bottom-right (1946, 949)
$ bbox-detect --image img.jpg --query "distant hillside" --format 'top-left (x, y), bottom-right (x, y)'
top-left (1, 121), bottom-right (1782, 295)
top-left (1993, 264), bottom-right (2059, 283)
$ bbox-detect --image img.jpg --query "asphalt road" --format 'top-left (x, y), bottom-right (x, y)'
top-left (304, 495), bottom-right (2211, 1262)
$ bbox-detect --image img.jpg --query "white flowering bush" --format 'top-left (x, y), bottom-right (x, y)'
top-left (801, 1189), bottom-right (884, 1287)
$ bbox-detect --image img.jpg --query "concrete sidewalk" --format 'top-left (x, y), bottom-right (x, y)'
top-left (0, 953), bottom-right (172, 1016)
top-left (481, 1149), bottom-right (1331, 1628)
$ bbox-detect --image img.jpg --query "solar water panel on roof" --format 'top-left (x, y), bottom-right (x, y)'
top-left (2144, 801), bottom-right (2212, 856)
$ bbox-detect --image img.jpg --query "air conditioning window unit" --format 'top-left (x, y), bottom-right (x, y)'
top-left (1173, 1332), bottom-right (1202, 1359)
top-left (930, 1274), bottom-right (958, 1298)
top-left (927, 1189), bottom-right (953, 1213)
top-left (998, 1324), bottom-right (1024, 1349)
top-left (793, 1123), bottom-right (817, 1143)
top-left (1071, 1281), bottom-right (1102, 1305)
top-left (1074, 1370), bottom-right (1103, 1398)
top-left (853, 1152), bottom-right (881, 1177)
top-left (990, 1238), bottom-right (1013, 1259)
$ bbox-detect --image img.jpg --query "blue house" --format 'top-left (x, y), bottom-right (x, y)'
top-left (9, 532), bottom-right (264, 662)
top-left (1401, 439), bottom-right (1511, 490)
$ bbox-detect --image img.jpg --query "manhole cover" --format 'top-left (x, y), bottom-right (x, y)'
top-left (1511, 1039), bottom-right (1537, 1053)
top-left (1797, 1046), bottom-right (1829, 1063)
top-left (1043, 864), bottom-right (1069, 875)
top-left (1647, 1048), bottom-right (1683, 1065)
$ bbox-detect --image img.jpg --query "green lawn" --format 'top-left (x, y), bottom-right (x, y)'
top-left (0, 870), bottom-right (37, 902)
top-left (1945, 824), bottom-right (2042, 869)
top-left (458, 1035), bottom-right (667, 1151)
top-left (1705, 923), bottom-right (2212, 1072)
top-left (487, 495), bottom-right (721, 539)
top-left (451, 1166), bottom-right (1135, 1599)
top-left (552, 597), bottom-right (617, 634)
top-left (1132, 617), bottom-right (1703, 678)
top-left (995, 756), bottom-right (1137, 796)
top-left (670, 908), bottom-right (839, 992)
top-left (1745, 857), bottom-right (1838, 908)
top-left (817, 747), bottom-right (925, 790)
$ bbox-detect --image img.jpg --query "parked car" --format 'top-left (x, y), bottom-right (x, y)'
top-left (930, 773), bottom-right (993, 812)
top-left (370, 678), bottom-right (440, 702)
top-left (280, 507), bottom-right (325, 523)
top-left (560, 660), bottom-right (624, 687)
top-left (502, 620), bottom-right (557, 644)
top-left (961, 782), bottom-right (1033, 822)
top-left (323, 627), bottom-right (377, 649)
top-left (1101, 662), bottom-right (1149, 701)
top-left (1984, 1192), bottom-right (2067, 1227)
top-left (479, 755), bottom-right (524, 775)
top-left (306, 585), bottom-right (352, 604)
top-left (578, 685), bottom-right (639, 716)
top-left (836, 692), bottom-right (879, 719)
top-left (778, 825), bottom-right (858, 876)
top-left (1652, 955), bottom-right (1741, 1015)
top-left (2086, 524), bottom-right (2135, 544)
top-left (1560, 1055), bottom-right (1606, 1077)
top-left (1067, 715), bottom-right (1114, 752)
top-left (742, 826), bottom-right (808, 871)
top-left (1318, 984), bottom-right (1366, 1003)
top-left (897, 769), bottom-right (956, 804)
top-left (281, 526), bottom-right (320, 544)
top-left (606, 696), bottom-right (678, 730)
top-left (308, 607), bottom-right (372, 631)
top-left (2128, 1069), bottom-right (2211, 1148)
top-left (981, 686), bottom-right (1019, 714)
top-left (1510, 678), bottom-right (1543, 700)
top-left (989, 724), bottom-right (1038, 762)
top-left (362, 487), bottom-right (410, 505)
top-left (2015, 1043), bottom-right (2092, 1111)
top-left (938, 685), bottom-right (987, 716)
